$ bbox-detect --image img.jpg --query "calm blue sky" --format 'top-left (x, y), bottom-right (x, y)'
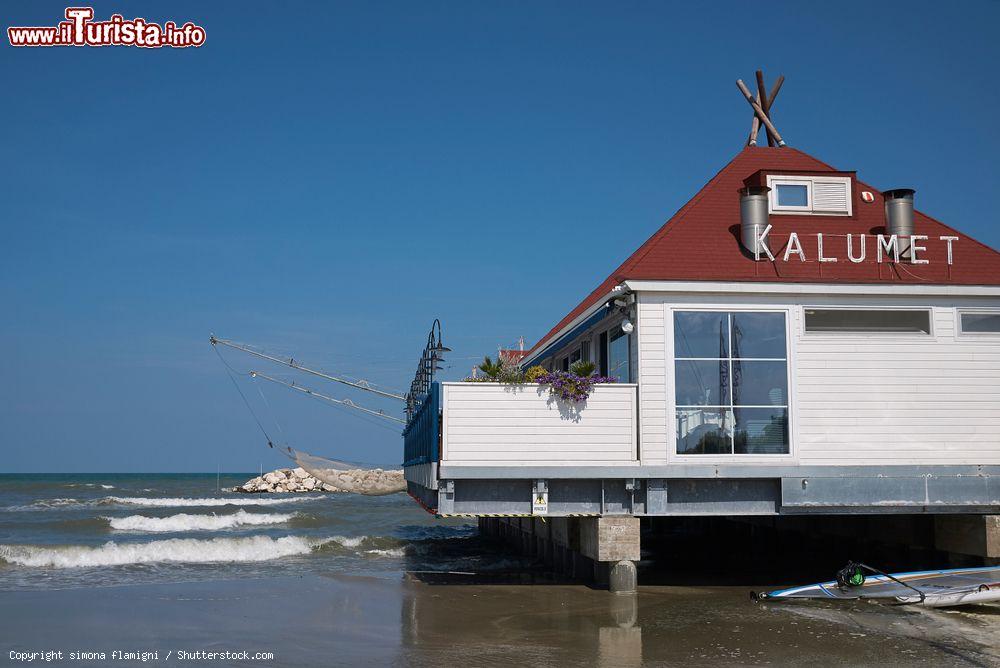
top-left (2, 1), bottom-right (999, 472)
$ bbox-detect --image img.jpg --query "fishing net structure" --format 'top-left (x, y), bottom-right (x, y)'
top-left (210, 337), bottom-right (409, 496)
top-left (284, 446), bottom-right (405, 496)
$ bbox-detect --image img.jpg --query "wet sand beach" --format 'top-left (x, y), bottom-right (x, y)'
top-left (4, 574), bottom-right (998, 667)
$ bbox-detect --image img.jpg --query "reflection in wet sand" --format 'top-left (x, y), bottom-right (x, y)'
top-left (399, 573), bottom-right (1000, 667)
top-left (599, 595), bottom-right (641, 668)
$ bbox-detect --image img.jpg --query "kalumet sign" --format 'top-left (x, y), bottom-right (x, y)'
top-left (748, 226), bottom-right (960, 265)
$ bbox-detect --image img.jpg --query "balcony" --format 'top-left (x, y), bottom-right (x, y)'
top-left (439, 381), bottom-right (638, 466)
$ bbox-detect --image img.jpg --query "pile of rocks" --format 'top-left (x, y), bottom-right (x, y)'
top-left (236, 466), bottom-right (405, 494)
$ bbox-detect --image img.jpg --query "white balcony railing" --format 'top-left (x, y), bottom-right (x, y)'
top-left (440, 382), bottom-right (638, 466)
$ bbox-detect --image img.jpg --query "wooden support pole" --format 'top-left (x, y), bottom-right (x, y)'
top-left (756, 70), bottom-right (774, 147)
top-left (736, 79), bottom-right (786, 146)
top-left (748, 90), bottom-right (761, 146)
top-left (767, 75), bottom-right (785, 112)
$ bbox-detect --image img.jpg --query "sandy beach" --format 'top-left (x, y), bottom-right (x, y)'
top-left (4, 574), bottom-right (999, 667)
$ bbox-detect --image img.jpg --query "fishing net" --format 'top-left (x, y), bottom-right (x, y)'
top-left (283, 446), bottom-right (405, 496)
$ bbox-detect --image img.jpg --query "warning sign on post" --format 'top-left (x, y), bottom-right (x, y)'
top-left (532, 490), bottom-right (548, 515)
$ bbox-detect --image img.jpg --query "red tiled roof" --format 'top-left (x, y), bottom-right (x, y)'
top-left (499, 349), bottom-right (529, 362)
top-left (526, 146), bottom-right (1000, 356)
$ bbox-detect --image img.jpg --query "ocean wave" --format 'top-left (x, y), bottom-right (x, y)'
top-left (4, 496), bottom-right (323, 511)
top-left (332, 535), bottom-right (366, 548)
top-left (365, 548), bottom-right (406, 558)
top-left (0, 535), bottom-right (331, 568)
top-left (105, 510), bottom-right (298, 533)
top-left (3, 498), bottom-right (84, 511)
top-left (103, 496), bottom-right (321, 508)
top-left (320, 535), bottom-right (412, 556)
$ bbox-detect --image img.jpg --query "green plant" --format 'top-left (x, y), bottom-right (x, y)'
top-left (467, 354), bottom-right (525, 383)
top-left (569, 360), bottom-right (596, 377)
top-left (477, 355), bottom-right (504, 379)
top-left (524, 365), bottom-right (547, 383)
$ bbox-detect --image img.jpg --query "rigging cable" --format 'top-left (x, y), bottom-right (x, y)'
top-left (249, 370), bottom-right (405, 426)
top-left (210, 336), bottom-right (406, 401)
top-left (255, 381), bottom-right (286, 441)
top-left (212, 343), bottom-right (276, 449)
top-left (299, 391), bottom-right (402, 434)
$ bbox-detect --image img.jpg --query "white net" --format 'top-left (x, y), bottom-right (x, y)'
top-left (283, 446), bottom-right (405, 496)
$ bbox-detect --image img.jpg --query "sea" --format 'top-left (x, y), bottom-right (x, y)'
top-left (0, 473), bottom-right (483, 592)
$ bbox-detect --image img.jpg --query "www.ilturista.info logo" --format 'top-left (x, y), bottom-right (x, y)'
top-left (8, 7), bottom-right (206, 48)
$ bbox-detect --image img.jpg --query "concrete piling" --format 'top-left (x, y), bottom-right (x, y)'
top-left (608, 560), bottom-right (638, 594)
top-left (934, 515), bottom-right (1000, 564)
top-left (478, 516), bottom-right (640, 592)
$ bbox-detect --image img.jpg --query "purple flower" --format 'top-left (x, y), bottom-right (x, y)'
top-left (535, 371), bottom-right (616, 403)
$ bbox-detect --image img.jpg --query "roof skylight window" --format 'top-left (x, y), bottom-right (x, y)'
top-left (767, 175), bottom-right (852, 216)
top-left (775, 183), bottom-right (808, 207)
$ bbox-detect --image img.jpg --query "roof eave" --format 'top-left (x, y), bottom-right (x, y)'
top-left (623, 279), bottom-right (1000, 297)
top-left (519, 284), bottom-right (627, 367)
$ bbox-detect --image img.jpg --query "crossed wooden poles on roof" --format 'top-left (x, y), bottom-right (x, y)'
top-left (737, 70), bottom-right (785, 147)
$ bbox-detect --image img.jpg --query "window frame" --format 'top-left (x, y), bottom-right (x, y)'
top-left (669, 307), bottom-right (794, 460)
top-left (956, 308), bottom-right (1000, 338)
top-left (560, 347), bottom-right (583, 371)
top-left (802, 306), bottom-right (934, 337)
top-left (770, 178), bottom-right (812, 213)
top-left (606, 322), bottom-right (632, 383)
top-left (766, 174), bottom-right (853, 216)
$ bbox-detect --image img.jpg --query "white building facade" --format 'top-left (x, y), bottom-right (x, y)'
top-left (403, 147), bottom-right (1000, 520)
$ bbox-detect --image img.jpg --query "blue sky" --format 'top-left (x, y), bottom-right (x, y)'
top-left (2, 1), bottom-right (999, 472)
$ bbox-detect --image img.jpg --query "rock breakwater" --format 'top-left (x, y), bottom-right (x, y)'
top-left (236, 467), bottom-right (405, 495)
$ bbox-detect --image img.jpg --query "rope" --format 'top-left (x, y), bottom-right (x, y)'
top-left (254, 380), bottom-right (286, 440)
top-left (212, 343), bottom-right (275, 449)
top-left (298, 388), bottom-right (402, 434)
top-left (858, 562), bottom-right (926, 603)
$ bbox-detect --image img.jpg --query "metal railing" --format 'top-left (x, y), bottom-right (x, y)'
top-left (403, 382), bottom-right (440, 468)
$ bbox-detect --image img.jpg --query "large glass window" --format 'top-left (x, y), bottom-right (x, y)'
top-left (674, 311), bottom-right (789, 455)
top-left (608, 328), bottom-right (631, 382)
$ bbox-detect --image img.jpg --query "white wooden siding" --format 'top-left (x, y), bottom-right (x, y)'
top-left (637, 295), bottom-right (668, 464)
top-left (638, 292), bottom-right (1000, 466)
top-left (441, 382), bottom-right (638, 466)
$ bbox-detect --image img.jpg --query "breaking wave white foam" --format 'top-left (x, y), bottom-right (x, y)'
top-left (0, 535), bottom-right (331, 568)
top-left (323, 536), bottom-right (408, 558)
top-left (330, 535), bottom-right (366, 548)
top-left (365, 548), bottom-right (406, 558)
top-left (106, 510), bottom-right (297, 533)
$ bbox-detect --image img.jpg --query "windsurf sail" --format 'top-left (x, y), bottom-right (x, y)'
top-left (754, 563), bottom-right (1000, 608)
